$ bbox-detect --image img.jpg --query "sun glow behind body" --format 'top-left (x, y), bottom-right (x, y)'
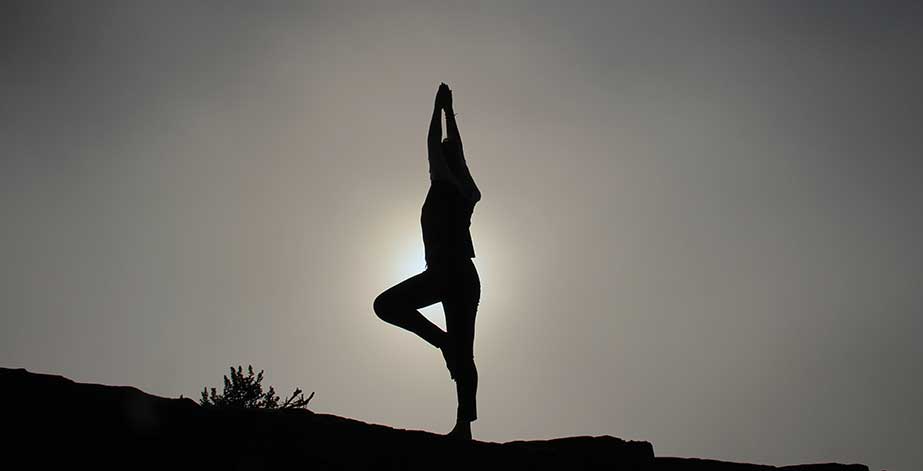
top-left (393, 239), bottom-right (427, 283)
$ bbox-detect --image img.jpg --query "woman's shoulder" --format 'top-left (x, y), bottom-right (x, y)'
top-left (430, 179), bottom-right (459, 195)
top-left (430, 179), bottom-right (479, 206)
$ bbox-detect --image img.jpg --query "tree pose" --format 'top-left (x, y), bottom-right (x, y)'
top-left (374, 82), bottom-right (482, 440)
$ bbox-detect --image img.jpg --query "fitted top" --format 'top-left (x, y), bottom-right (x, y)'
top-left (421, 180), bottom-right (476, 265)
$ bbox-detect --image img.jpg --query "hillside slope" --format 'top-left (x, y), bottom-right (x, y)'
top-left (0, 367), bottom-right (867, 471)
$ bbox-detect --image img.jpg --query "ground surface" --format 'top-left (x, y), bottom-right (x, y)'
top-left (1, 367), bottom-right (868, 470)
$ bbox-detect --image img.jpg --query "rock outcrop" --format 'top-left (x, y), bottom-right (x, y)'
top-left (0, 367), bottom-right (867, 471)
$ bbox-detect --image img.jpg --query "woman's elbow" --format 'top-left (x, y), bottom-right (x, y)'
top-left (469, 187), bottom-right (482, 203)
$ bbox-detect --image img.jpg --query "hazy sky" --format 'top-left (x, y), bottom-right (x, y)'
top-left (2, 1), bottom-right (921, 469)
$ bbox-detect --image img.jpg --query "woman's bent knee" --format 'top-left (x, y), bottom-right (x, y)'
top-left (373, 292), bottom-right (393, 321)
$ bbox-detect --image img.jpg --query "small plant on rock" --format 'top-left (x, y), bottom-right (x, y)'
top-left (200, 365), bottom-right (313, 409)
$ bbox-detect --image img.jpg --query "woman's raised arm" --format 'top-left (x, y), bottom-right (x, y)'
top-left (427, 84), bottom-right (455, 183)
top-left (444, 87), bottom-right (480, 203)
top-left (445, 102), bottom-right (462, 152)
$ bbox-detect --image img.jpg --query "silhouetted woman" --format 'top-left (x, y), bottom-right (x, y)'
top-left (374, 83), bottom-right (482, 440)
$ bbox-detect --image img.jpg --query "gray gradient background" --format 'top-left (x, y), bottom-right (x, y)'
top-left (2, 1), bottom-right (921, 469)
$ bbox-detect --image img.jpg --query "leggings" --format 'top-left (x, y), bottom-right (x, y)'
top-left (373, 257), bottom-right (480, 422)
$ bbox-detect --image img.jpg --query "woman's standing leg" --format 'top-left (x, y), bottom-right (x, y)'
top-left (443, 260), bottom-right (481, 424)
top-left (374, 270), bottom-right (447, 349)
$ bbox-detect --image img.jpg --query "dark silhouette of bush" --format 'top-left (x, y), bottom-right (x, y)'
top-left (200, 365), bottom-right (314, 409)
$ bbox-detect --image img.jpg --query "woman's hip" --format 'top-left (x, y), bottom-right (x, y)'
top-left (427, 258), bottom-right (480, 297)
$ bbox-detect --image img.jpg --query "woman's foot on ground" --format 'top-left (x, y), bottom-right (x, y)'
top-left (445, 421), bottom-right (472, 441)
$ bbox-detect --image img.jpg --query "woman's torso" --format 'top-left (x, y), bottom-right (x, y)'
top-left (421, 180), bottom-right (476, 266)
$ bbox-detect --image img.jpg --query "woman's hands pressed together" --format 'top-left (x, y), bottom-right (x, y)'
top-left (435, 82), bottom-right (453, 110)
